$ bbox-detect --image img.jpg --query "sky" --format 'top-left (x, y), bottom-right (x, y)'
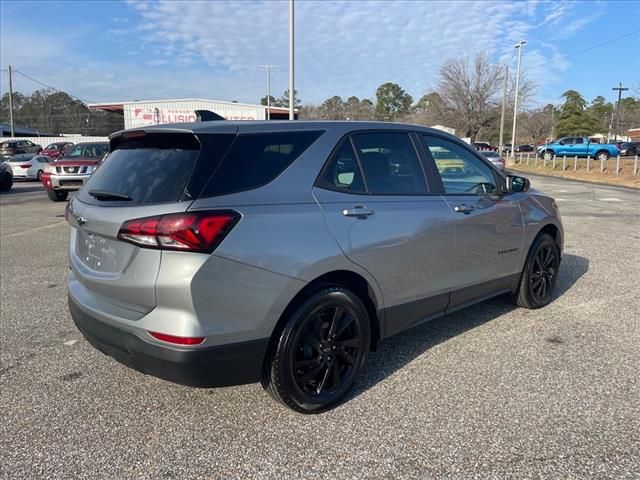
top-left (1, 0), bottom-right (639, 109)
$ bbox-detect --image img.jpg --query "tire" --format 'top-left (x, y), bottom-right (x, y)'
top-left (47, 189), bottom-right (68, 202)
top-left (262, 286), bottom-right (371, 413)
top-left (36, 170), bottom-right (43, 181)
top-left (595, 150), bottom-right (610, 161)
top-left (513, 233), bottom-right (560, 309)
top-left (0, 173), bottom-right (13, 192)
top-left (542, 150), bottom-right (554, 161)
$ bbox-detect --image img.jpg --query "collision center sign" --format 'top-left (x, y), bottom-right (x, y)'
top-left (125, 104), bottom-right (264, 128)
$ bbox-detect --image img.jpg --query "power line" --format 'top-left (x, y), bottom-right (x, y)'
top-left (526, 29), bottom-right (640, 73)
top-left (10, 69), bottom-right (97, 104)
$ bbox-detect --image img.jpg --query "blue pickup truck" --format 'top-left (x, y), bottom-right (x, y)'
top-left (537, 137), bottom-right (619, 161)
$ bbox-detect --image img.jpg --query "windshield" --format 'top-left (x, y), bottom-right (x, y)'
top-left (45, 143), bottom-right (61, 150)
top-left (66, 144), bottom-right (109, 158)
top-left (483, 151), bottom-right (499, 157)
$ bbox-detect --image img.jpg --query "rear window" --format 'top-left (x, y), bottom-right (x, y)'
top-left (201, 131), bottom-right (323, 197)
top-left (78, 134), bottom-right (203, 205)
top-left (67, 144), bottom-right (109, 158)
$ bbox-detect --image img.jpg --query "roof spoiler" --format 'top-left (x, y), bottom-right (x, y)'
top-left (195, 110), bottom-right (226, 122)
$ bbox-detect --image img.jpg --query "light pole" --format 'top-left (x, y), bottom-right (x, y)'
top-left (288, 0), bottom-right (295, 120)
top-left (612, 82), bottom-right (628, 141)
top-left (498, 64), bottom-right (509, 155)
top-left (260, 65), bottom-right (278, 120)
top-left (511, 40), bottom-right (526, 158)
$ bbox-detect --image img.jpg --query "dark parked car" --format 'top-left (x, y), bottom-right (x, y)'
top-left (619, 142), bottom-right (639, 156)
top-left (41, 142), bottom-right (75, 160)
top-left (473, 141), bottom-right (497, 151)
top-left (0, 160), bottom-right (13, 192)
top-left (515, 144), bottom-right (534, 153)
top-left (0, 140), bottom-right (42, 160)
top-left (66, 121), bottom-right (564, 413)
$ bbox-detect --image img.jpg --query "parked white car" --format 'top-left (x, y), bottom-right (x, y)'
top-left (8, 154), bottom-right (54, 181)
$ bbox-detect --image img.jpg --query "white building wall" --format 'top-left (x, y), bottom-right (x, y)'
top-left (123, 99), bottom-right (266, 129)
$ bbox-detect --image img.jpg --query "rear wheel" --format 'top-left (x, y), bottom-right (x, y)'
top-left (513, 233), bottom-right (560, 309)
top-left (595, 150), bottom-right (610, 161)
top-left (47, 189), bottom-right (68, 202)
top-left (0, 172), bottom-right (13, 192)
top-left (262, 286), bottom-right (371, 413)
top-left (36, 170), bottom-right (43, 181)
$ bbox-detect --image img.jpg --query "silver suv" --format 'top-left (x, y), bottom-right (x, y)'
top-left (67, 121), bottom-right (563, 413)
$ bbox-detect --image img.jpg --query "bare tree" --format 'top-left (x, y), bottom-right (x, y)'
top-left (437, 53), bottom-right (504, 141)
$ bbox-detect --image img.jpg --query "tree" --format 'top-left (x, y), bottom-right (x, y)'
top-left (0, 88), bottom-right (122, 135)
top-left (436, 53), bottom-right (504, 142)
top-left (406, 91), bottom-right (446, 126)
top-left (555, 90), bottom-right (597, 137)
top-left (260, 95), bottom-right (280, 107)
top-left (520, 106), bottom-right (554, 145)
top-left (374, 82), bottom-right (413, 121)
top-left (319, 95), bottom-right (345, 119)
top-left (278, 89), bottom-right (301, 109)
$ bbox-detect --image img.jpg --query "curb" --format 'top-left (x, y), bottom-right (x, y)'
top-left (508, 167), bottom-right (640, 192)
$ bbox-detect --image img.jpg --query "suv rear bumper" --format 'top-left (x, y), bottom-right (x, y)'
top-left (69, 295), bottom-right (269, 388)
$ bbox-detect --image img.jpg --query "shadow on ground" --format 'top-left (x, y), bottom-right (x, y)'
top-left (351, 253), bottom-right (589, 400)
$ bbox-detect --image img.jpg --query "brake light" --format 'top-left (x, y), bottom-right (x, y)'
top-left (19, 164), bottom-right (31, 168)
top-left (148, 331), bottom-right (205, 345)
top-left (117, 211), bottom-right (240, 253)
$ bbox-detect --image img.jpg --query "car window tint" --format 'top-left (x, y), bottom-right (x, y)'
top-left (351, 132), bottom-right (427, 195)
top-left (318, 141), bottom-right (366, 193)
top-left (202, 131), bottom-right (323, 197)
top-left (422, 135), bottom-right (499, 195)
top-left (575, 137), bottom-right (584, 144)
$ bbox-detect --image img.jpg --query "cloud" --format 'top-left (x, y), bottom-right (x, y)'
top-left (1, 0), bottom-right (600, 106)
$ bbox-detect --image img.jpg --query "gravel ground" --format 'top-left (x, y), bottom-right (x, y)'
top-left (1, 177), bottom-right (639, 479)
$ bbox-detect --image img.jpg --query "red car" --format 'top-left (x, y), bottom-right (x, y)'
top-left (41, 142), bottom-right (109, 201)
top-left (41, 142), bottom-right (74, 160)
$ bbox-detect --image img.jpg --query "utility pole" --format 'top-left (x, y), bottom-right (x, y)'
top-left (288, 0), bottom-right (295, 120)
top-left (498, 65), bottom-right (509, 155)
top-left (511, 41), bottom-right (526, 158)
top-left (260, 65), bottom-right (278, 120)
top-left (551, 106), bottom-right (555, 140)
top-left (8, 65), bottom-right (15, 137)
top-left (612, 82), bottom-right (628, 141)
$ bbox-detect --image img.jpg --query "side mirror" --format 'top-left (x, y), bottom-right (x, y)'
top-left (506, 175), bottom-right (530, 193)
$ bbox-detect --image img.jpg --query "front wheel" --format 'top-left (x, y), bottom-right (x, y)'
top-left (542, 150), bottom-right (554, 161)
top-left (46, 189), bottom-right (68, 202)
top-left (513, 233), bottom-right (560, 309)
top-left (262, 286), bottom-right (371, 413)
top-left (595, 151), bottom-right (610, 161)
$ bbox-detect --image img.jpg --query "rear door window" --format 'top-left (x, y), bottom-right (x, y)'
top-left (351, 132), bottom-right (428, 195)
top-left (201, 131), bottom-right (323, 197)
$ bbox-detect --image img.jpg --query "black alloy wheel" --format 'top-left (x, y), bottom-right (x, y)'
top-left (529, 244), bottom-right (557, 300)
top-left (262, 286), bottom-right (370, 413)
top-left (513, 233), bottom-right (560, 309)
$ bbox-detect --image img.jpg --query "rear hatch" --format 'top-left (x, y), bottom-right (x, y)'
top-left (68, 126), bottom-right (237, 317)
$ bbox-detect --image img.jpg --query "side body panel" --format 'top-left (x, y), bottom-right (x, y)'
top-left (313, 187), bottom-right (456, 337)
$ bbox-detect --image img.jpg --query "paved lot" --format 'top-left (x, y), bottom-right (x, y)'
top-left (1, 177), bottom-right (639, 479)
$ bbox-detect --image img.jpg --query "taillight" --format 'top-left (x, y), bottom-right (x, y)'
top-left (148, 331), bottom-right (205, 345)
top-left (64, 202), bottom-right (70, 221)
top-left (19, 164), bottom-right (31, 168)
top-left (117, 211), bottom-right (240, 253)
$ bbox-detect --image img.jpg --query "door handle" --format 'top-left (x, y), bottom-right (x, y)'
top-left (454, 204), bottom-right (474, 214)
top-left (342, 206), bottom-right (374, 218)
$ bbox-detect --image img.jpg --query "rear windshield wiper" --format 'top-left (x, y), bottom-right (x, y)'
top-left (88, 190), bottom-right (133, 201)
